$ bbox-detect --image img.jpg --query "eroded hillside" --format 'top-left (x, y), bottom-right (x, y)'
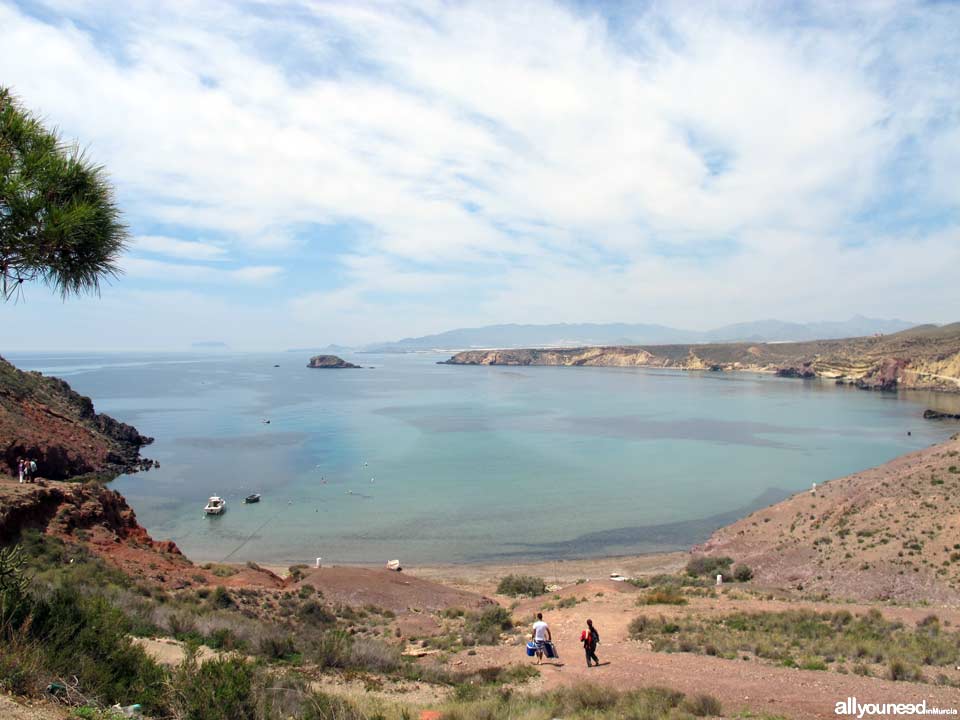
top-left (697, 433), bottom-right (960, 603)
top-left (0, 355), bottom-right (154, 480)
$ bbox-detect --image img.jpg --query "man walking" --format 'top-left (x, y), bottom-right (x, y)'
top-left (531, 612), bottom-right (551, 665)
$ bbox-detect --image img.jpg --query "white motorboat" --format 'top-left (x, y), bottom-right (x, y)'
top-left (204, 496), bottom-right (226, 515)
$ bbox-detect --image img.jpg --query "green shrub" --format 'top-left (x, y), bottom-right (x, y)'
top-left (685, 555), bottom-right (732, 579)
top-left (347, 637), bottom-right (402, 673)
top-left (639, 587), bottom-right (688, 605)
top-left (681, 693), bottom-right (723, 717)
top-left (733, 564), bottom-right (754, 582)
top-left (312, 630), bottom-right (353, 669)
top-left (170, 654), bottom-right (257, 720)
top-left (298, 600), bottom-right (336, 626)
top-left (628, 608), bottom-right (960, 678)
top-left (628, 615), bottom-right (652, 637)
top-left (888, 659), bottom-right (921, 682)
top-left (209, 586), bottom-right (235, 609)
top-left (496, 575), bottom-right (546, 597)
top-left (257, 631), bottom-right (297, 661)
top-left (465, 606), bottom-right (514, 645)
top-left (206, 627), bottom-right (243, 651)
top-left (301, 691), bottom-right (367, 720)
top-left (25, 585), bottom-right (167, 712)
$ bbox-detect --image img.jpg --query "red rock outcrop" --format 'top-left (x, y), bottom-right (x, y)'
top-left (0, 355), bottom-right (154, 481)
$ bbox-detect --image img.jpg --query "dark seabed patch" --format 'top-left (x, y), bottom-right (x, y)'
top-left (558, 416), bottom-right (829, 448)
top-left (376, 403), bottom-right (549, 433)
top-left (470, 487), bottom-right (792, 562)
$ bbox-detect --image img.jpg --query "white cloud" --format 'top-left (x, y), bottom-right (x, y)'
top-left (0, 0), bottom-right (958, 348)
top-left (119, 257), bottom-right (282, 285)
top-left (133, 235), bottom-right (227, 261)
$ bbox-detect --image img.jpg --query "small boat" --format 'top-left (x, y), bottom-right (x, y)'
top-left (261, 418), bottom-right (271, 424)
top-left (243, 493), bottom-right (261, 504)
top-left (204, 496), bottom-right (226, 515)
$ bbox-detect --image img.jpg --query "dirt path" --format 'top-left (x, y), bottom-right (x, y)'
top-left (0, 695), bottom-right (69, 720)
top-left (450, 581), bottom-right (960, 719)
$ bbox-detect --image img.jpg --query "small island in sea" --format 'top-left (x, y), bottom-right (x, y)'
top-left (306, 354), bottom-right (361, 369)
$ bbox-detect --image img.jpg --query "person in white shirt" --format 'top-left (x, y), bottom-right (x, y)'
top-left (531, 612), bottom-right (551, 664)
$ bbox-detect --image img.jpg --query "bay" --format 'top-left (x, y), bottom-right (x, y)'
top-left (7, 351), bottom-right (960, 565)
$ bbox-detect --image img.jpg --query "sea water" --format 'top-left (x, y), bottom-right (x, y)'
top-left (7, 351), bottom-right (960, 565)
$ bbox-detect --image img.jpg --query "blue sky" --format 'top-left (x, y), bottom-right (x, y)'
top-left (1, 0), bottom-right (958, 350)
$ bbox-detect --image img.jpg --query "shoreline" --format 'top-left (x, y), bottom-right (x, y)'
top-left (252, 549), bottom-right (690, 588)
top-left (210, 434), bottom-right (960, 591)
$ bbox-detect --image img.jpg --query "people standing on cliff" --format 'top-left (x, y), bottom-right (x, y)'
top-left (18, 458), bottom-right (24, 483)
top-left (581, 618), bottom-right (600, 667)
top-left (29, 459), bottom-right (37, 482)
top-left (531, 612), bottom-right (552, 665)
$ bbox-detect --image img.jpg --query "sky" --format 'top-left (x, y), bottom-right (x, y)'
top-left (1, 0), bottom-right (958, 351)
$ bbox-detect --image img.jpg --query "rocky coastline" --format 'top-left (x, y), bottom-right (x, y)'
top-left (0, 355), bottom-right (155, 481)
top-left (441, 323), bottom-right (960, 392)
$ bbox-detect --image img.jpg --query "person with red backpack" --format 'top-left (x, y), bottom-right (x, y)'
top-left (580, 618), bottom-right (600, 667)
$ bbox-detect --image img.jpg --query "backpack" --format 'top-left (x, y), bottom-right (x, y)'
top-left (29, 460), bottom-right (37, 473)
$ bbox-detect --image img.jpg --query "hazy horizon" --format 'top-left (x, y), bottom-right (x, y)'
top-left (1, 1), bottom-right (958, 350)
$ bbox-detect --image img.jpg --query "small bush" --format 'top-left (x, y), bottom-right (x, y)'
top-left (288, 565), bottom-right (309, 582)
top-left (496, 575), bottom-right (546, 597)
top-left (628, 615), bottom-right (652, 637)
top-left (639, 587), bottom-right (688, 605)
top-left (257, 631), bottom-right (297, 661)
top-left (466, 606), bottom-right (514, 645)
top-left (313, 630), bottom-right (353, 669)
top-left (170, 654), bottom-right (257, 720)
top-left (209, 586), bottom-right (235, 610)
top-left (733, 564), bottom-right (754, 582)
top-left (888, 659), bottom-right (921, 682)
top-left (685, 555), bottom-right (732, 579)
top-left (297, 600), bottom-right (336, 626)
top-left (301, 691), bottom-right (367, 720)
top-left (682, 693), bottom-right (723, 717)
top-left (347, 637), bottom-right (402, 673)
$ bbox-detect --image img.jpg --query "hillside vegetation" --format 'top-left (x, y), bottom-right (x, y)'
top-left (698, 433), bottom-right (960, 603)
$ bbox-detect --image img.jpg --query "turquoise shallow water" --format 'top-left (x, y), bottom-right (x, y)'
top-left (7, 351), bottom-right (960, 565)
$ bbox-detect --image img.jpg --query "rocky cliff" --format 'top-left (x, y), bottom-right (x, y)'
top-left (0, 479), bottom-right (283, 590)
top-left (442, 323), bottom-right (960, 392)
top-left (0, 355), bottom-right (154, 481)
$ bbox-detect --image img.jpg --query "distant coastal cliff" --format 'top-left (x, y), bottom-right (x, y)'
top-left (442, 323), bottom-right (960, 392)
top-left (0, 356), bottom-right (154, 481)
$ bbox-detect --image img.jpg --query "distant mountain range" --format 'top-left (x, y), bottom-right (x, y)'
top-left (355, 316), bottom-right (918, 352)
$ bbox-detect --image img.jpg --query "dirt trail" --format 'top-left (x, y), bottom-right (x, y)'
top-left (450, 581), bottom-right (960, 719)
top-left (0, 695), bottom-right (69, 720)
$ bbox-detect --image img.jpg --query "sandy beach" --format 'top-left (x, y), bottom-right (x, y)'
top-left (261, 550), bottom-right (688, 593)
